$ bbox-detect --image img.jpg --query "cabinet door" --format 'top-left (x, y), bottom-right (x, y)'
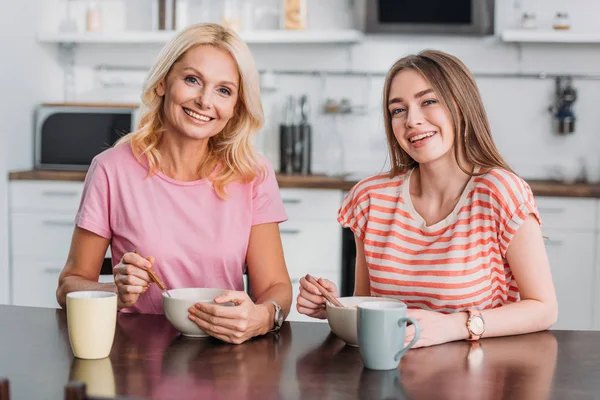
top-left (287, 271), bottom-right (341, 323)
top-left (11, 212), bottom-right (76, 263)
top-left (12, 262), bottom-right (63, 308)
top-left (280, 220), bottom-right (341, 278)
top-left (543, 229), bottom-right (595, 330)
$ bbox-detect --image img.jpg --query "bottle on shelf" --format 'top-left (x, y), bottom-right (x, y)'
top-left (86, 0), bottom-right (102, 32)
top-left (553, 12), bottom-right (571, 30)
top-left (282, 0), bottom-right (307, 30)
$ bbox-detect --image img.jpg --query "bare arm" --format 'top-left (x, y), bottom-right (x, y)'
top-left (56, 227), bottom-right (115, 309)
top-left (353, 236), bottom-right (371, 296)
top-left (445, 214), bottom-right (558, 339)
top-left (246, 222), bottom-right (293, 328)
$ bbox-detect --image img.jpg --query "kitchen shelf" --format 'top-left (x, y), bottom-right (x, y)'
top-left (502, 29), bottom-right (600, 43)
top-left (36, 29), bottom-right (364, 45)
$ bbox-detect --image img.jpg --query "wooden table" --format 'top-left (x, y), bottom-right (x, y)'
top-left (0, 305), bottom-right (599, 399)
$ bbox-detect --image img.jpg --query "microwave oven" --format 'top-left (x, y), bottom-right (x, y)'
top-left (363, 0), bottom-right (495, 36)
top-left (34, 104), bottom-right (138, 171)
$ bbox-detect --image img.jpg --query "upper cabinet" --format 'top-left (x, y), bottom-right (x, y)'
top-left (36, 29), bottom-right (364, 45)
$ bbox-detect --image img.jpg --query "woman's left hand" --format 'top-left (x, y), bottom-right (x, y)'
top-left (188, 291), bottom-right (271, 344)
top-left (404, 309), bottom-right (467, 349)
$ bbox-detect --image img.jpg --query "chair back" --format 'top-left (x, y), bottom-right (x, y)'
top-left (0, 378), bottom-right (9, 400)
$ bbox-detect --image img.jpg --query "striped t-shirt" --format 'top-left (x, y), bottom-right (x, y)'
top-left (338, 167), bottom-right (541, 313)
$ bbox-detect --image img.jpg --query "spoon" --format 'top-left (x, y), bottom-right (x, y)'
top-left (305, 274), bottom-right (344, 308)
top-left (134, 250), bottom-right (171, 298)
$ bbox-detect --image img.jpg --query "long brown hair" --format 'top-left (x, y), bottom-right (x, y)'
top-left (382, 49), bottom-right (512, 177)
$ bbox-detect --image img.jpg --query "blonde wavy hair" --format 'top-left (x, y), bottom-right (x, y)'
top-left (117, 23), bottom-right (265, 199)
top-left (382, 50), bottom-right (513, 177)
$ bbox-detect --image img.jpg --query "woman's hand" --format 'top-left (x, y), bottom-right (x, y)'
top-left (188, 291), bottom-right (272, 344)
top-left (295, 276), bottom-right (339, 319)
top-left (404, 309), bottom-right (468, 349)
top-left (113, 251), bottom-right (153, 309)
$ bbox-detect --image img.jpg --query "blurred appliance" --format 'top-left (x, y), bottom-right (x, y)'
top-left (279, 95), bottom-right (312, 175)
top-left (34, 104), bottom-right (137, 171)
top-left (362, 0), bottom-right (495, 36)
top-left (549, 76), bottom-right (577, 135)
top-left (341, 226), bottom-right (357, 297)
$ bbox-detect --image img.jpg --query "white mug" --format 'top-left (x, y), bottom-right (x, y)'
top-left (67, 291), bottom-right (117, 359)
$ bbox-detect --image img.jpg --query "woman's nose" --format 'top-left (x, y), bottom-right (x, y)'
top-left (405, 108), bottom-right (424, 128)
top-left (196, 89), bottom-right (213, 110)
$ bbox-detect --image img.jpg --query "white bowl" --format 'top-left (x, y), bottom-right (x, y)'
top-left (326, 296), bottom-right (402, 347)
top-left (162, 288), bottom-right (226, 337)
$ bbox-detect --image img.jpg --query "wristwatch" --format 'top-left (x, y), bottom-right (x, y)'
top-left (466, 309), bottom-right (485, 341)
top-left (266, 300), bottom-right (284, 332)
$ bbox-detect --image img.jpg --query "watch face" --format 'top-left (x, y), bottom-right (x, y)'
top-left (469, 316), bottom-right (485, 335)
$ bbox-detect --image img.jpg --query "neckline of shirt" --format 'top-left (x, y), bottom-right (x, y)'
top-left (402, 166), bottom-right (479, 232)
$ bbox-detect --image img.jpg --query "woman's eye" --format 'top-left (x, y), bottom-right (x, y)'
top-left (219, 88), bottom-right (232, 96)
top-left (184, 76), bottom-right (199, 84)
top-left (423, 99), bottom-right (437, 106)
top-left (391, 108), bottom-right (405, 115)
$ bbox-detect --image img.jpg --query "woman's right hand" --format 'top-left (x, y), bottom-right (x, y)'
top-left (296, 276), bottom-right (339, 319)
top-left (113, 251), bottom-right (154, 308)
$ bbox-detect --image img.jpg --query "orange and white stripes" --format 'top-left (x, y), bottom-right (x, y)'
top-left (338, 169), bottom-right (540, 313)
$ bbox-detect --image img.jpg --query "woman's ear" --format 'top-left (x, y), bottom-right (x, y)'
top-left (155, 79), bottom-right (166, 97)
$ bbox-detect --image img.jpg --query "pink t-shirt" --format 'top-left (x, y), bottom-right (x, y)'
top-left (75, 144), bottom-right (287, 314)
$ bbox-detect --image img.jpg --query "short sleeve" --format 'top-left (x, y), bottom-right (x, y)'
top-left (337, 183), bottom-right (369, 240)
top-left (495, 175), bottom-right (541, 258)
top-left (251, 160), bottom-right (287, 226)
top-left (74, 158), bottom-right (112, 239)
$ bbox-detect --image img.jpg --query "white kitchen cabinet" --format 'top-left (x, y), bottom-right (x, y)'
top-left (543, 229), bottom-right (595, 330)
top-left (279, 188), bottom-right (343, 322)
top-left (536, 197), bottom-right (597, 330)
top-left (8, 181), bottom-right (112, 308)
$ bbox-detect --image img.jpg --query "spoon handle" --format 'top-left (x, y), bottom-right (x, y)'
top-left (305, 274), bottom-right (344, 308)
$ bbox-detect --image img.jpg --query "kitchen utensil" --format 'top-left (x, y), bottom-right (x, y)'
top-left (299, 94), bottom-right (312, 175)
top-left (305, 274), bottom-right (344, 308)
top-left (279, 96), bottom-right (295, 174)
top-left (134, 250), bottom-right (171, 298)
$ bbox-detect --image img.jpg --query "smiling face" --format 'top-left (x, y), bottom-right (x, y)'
top-left (156, 45), bottom-right (240, 142)
top-left (387, 69), bottom-right (456, 166)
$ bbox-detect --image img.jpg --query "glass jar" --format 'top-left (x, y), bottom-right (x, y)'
top-left (553, 12), bottom-right (571, 30)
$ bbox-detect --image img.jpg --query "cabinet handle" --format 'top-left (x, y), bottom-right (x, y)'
top-left (43, 268), bottom-right (62, 274)
top-left (282, 199), bottom-right (301, 204)
top-left (544, 239), bottom-right (564, 247)
top-left (42, 220), bottom-right (74, 227)
top-left (41, 191), bottom-right (78, 197)
top-left (538, 207), bottom-right (565, 214)
top-left (280, 229), bottom-right (300, 235)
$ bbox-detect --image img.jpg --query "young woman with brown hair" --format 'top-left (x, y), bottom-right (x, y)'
top-left (297, 50), bottom-right (557, 348)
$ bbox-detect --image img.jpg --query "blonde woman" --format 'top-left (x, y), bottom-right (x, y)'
top-left (57, 23), bottom-right (292, 344)
top-left (297, 50), bottom-right (558, 348)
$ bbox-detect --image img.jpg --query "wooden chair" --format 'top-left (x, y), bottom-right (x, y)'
top-left (0, 378), bottom-right (9, 400)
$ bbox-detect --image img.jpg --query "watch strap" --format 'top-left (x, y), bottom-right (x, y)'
top-left (266, 300), bottom-right (283, 332)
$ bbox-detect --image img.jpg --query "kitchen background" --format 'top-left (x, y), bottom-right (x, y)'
top-left (1, 0), bottom-right (600, 327)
